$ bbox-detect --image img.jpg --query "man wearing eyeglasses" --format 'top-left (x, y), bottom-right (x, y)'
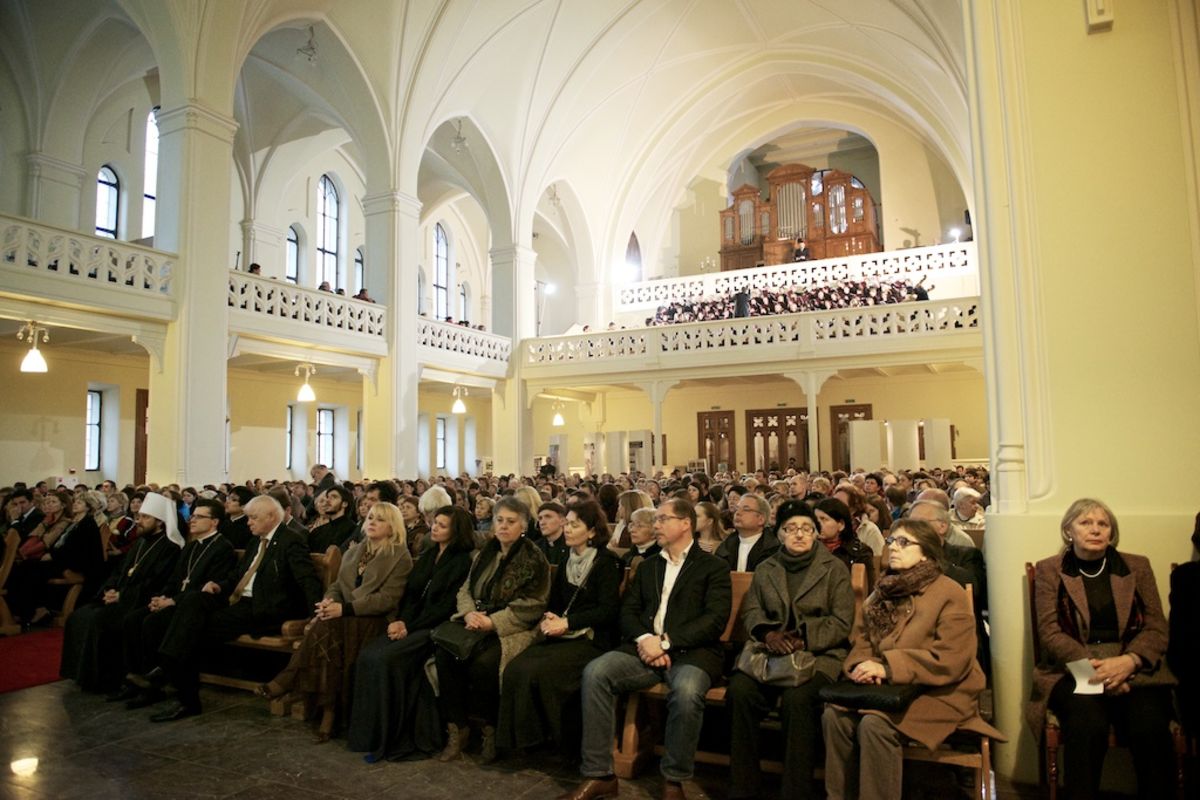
top-left (715, 493), bottom-right (779, 573)
top-left (112, 498), bottom-right (238, 708)
top-left (558, 498), bottom-right (731, 800)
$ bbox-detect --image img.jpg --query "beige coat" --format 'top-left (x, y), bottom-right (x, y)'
top-left (326, 539), bottom-right (414, 619)
top-left (844, 573), bottom-right (1004, 750)
top-left (1026, 550), bottom-right (1169, 736)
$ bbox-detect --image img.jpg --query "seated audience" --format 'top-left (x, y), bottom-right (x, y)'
top-left (6, 488), bottom-right (44, 541)
top-left (221, 486), bottom-right (255, 548)
top-left (398, 494), bottom-right (429, 557)
top-left (15, 489), bottom-right (71, 564)
top-left (813, 497), bottom-right (876, 590)
top-left (1027, 499), bottom-right (1174, 800)
top-left (716, 493), bottom-right (779, 571)
top-left (693, 500), bottom-right (729, 554)
top-left (620, 507), bottom-right (660, 573)
top-left (535, 501), bottom-right (569, 566)
top-left (308, 485), bottom-right (356, 553)
top-left (1168, 512), bottom-right (1200, 736)
top-left (833, 483), bottom-right (884, 556)
top-left (727, 501), bottom-right (854, 800)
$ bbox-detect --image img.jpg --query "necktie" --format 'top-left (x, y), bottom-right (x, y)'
top-left (229, 537), bottom-right (268, 604)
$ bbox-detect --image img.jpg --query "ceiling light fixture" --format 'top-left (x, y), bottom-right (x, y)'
top-left (297, 25), bottom-right (319, 64)
top-left (17, 321), bottom-right (48, 373)
top-left (551, 400), bottom-right (565, 428)
top-left (450, 119), bottom-right (468, 155)
top-left (451, 385), bottom-right (467, 415)
top-left (295, 363), bottom-right (316, 402)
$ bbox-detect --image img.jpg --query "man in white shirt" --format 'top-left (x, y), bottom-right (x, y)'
top-left (714, 493), bottom-right (778, 572)
top-left (558, 499), bottom-right (731, 800)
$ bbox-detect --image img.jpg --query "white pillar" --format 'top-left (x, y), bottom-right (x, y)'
top-left (846, 420), bottom-right (882, 472)
top-left (634, 380), bottom-right (678, 469)
top-left (885, 419), bottom-right (920, 471)
top-left (25, 153), bottom-right (87, 230)
top-left (782, 370), bottom-right (836, 472)
top-left (490, 244), bottom-right (537, 339)
top-left (239, 219), bottom-right (284, 276)
top-left (921, 418), bottom-right (952, 467)
top-left (146, 102), bottom-right (237, 484)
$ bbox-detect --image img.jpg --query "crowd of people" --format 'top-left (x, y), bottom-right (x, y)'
top-left (2, 463), bottom-right (1195, 800)
top-left (646, 278), bottom-right (929, 326)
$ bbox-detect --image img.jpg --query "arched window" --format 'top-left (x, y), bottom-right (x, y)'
top-left (95, 166), bottom-right (119, 239)
top-left (316, 175), bottom-right (340, 289)
top-left (354, 247), bottom-right (365, 293)
top-left (286, 225), bottom-right (300, 283)
top-left (459, 283), bottom-right (468, 321)
top-left (434, 223), bottom-right (449, 319)
top-left (142, 108), bottom-right (159, 239)
top-left (625, 232), bottom-right (642, 282)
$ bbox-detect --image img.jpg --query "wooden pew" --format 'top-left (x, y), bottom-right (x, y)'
top-left (0, 530), bottom-right (21, 636)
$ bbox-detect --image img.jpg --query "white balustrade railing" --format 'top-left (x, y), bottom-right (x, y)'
top-left (417, 318), bottom-right (512, 362)
top-left (617, 241), bottom-right (977, 310)
top-left (525, 298), bottom-right (980, 365)
top-left (1, 214), bottom-right (174, 296)
top-left (228, 272), bottom-right (386, 337)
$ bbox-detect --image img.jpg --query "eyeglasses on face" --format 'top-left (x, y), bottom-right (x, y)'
top-left (779, 523), bottom-right (816, 536)
top-left (885, 535), bottom-right (920, 549)
top-left (654, 514), bottom-right (685, 524)
top-left (190, 514), bottom-right (215, 522)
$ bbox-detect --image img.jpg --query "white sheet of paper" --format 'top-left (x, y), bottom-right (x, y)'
top-left (1067, 658), bottom-right (1103, 694)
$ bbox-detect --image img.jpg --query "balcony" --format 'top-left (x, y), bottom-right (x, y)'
top-left (227, 271), bottom-right (387, 357)
top-left (615, 241), bottom-right (978, 320)
top-left (0, 213), bottom-right (176, 321)
top-left (522, 297), bottom-right (982, 383)
top-left (416, 318), bottom-right (513, 378)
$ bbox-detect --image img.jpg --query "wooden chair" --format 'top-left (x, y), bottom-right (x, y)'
top-left (0, 530), bottom-right (21, 636)
top-left (1024, 562), bottom-right (1188, 800)
top-left (49, 524), bottom-right (112, 626)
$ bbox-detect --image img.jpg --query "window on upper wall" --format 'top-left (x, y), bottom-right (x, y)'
top-left (142, 108), bottom-right (159, 240)
top-left (459, 284), bottom-right (468, 321)
top-left (434, 223), bottom-right (449, 319)
top-left (316, 408), bottom-right (334, 467)
top-left (354, 247), bottom-right (364, 293)
top-left (285, 405), bottom-right (294, 469)
top-left (316, 175), bottom-right (340, 289)
top-left (95, 166), bottom-right (119, 239)
top-left (356, 409), bottom-right (362, 471)
top-left (85, 390), bottom-right (102, 471)
top-left (286, 226), bottom-right (300, 283)
top-left (435, 417), bottom-right (446, 470)
top-left (625, 232), bottom-right (642, 282)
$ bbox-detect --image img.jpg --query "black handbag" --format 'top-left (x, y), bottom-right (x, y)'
top-left (818, 680), bottom-right (926, 712)
top-left (430, 620), bottom-right (489, 661)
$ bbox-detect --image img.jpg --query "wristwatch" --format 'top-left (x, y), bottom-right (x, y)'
top-left (659, 633), bottom-right (672, 651)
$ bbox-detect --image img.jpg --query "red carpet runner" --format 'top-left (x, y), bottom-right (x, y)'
top-left (0, 629), bottom-right (64, 693)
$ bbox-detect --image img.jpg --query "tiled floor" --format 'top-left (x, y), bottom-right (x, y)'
top-left (0, 680), bottom-right (1053, 799)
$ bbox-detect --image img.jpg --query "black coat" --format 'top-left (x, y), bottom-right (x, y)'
top-left (220, 516), bottom-right (252, 549)
top-left (395, 546), bottom-right (473, 633)
top-left (9, 508), bottom-right (44, 541)
top-left (1169, 561), bottom-right (1200, 734)
top-left (618, 545), bottom-right (732, 681)
top-left (102, 532), bottom-right (181, 609)
top-left (218, 528), bottom-right (322, 623)
top-left (547, 549), bottom-right (623, 650)
top-left (308, 514), bottom-right (355, 553)
top-left (160, 534), bottom-right (238, 598)
top-left (48, 516), bottom-right (105, 579)
top-left (714, 531), bottom-right (779, 572)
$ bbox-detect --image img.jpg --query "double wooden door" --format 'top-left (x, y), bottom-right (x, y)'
top-left (745, 408), bottom-right (809, 472)
top-left (696, 411), bottom-right (736, 474)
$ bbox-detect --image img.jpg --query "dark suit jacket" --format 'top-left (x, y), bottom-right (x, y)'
top-left (10, 508), bottom-right (44, 541)
top-left (219, 527), bottom-right (322, 624)
top-left (943, 542), bottom-right (990, 674)
top-left (537, 535), bottom-right (569, 568)
top-left (547, 548), bottom-right (623, 650)
top-left (395, 546), bottom-right (473, 632)
top-left (714, 531), bottom-right (779, 573)
top-left (48, 516), bottom-right (105, 579)
top-left (220, 516), bottom-right (252, 549)
top-left (309, 514), bottom-right (355, 553)
top-left (619, 544), bottom-right (732, 680)
top-left (160, 534), bottom-right (238, 598)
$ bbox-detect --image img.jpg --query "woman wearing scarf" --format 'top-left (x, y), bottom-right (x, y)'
top-left (822, 518), bottom-right (1000, 800)
top-left (496, 500), bottom-right (621, 759)
top-left (432, 495), bottom-right (550, 763)
top-left (727, 501), bottom-right (854, 800)
top-left (813, 497), bottom-right (876, 590)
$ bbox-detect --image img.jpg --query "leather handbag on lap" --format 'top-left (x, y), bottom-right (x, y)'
top-left (734, 641), bottom-right (816, 687)
top-left (818, 680), bottom-right (926, 712)
top-left (431, 620), bottom-right (490, 661)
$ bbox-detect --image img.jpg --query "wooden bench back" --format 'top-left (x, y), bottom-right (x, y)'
top-left (1024, 562), bottom-right (1041, 664)
top-left (0, 529), bottom-right (18, 590)
top-left (850, 561), bottom-right (867, 629)
top-left (317, 546), bottom-right (341, 590)
top-left (722, 570), bottom-right (754, 643)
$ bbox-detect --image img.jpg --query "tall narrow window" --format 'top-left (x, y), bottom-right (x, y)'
top-left (625, 232), bottom-right (642, 282)
top-left (459, 284), bottom-right (468, 321)
top-left (434, 223), bottom-right (449, 318)
top-left (435, 417), bottom-right (447, 470)
top-left (95, 166), bottom-right (119, 239)
top-left (316, 408), bottom-right (335, 467)
top-left (142, 108), bottom-right (159, 239)
top-left (285, 405), bottom-right (294, 469)
top-left (354, 247), bottom-right (364, 293)
top-left (85, 390), bottom-right (102, 471)
top-left (316, 175), bottom-right (340, 289)
top-left (356, 409), bottom-right (363, 471)
top-left (286, 226), bottom-right (300, 283)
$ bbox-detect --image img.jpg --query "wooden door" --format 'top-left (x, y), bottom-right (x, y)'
top-left (745, 408), bottom-right (810, 472)
top-left (696, 411), bottom-right (735, 474)
top-left (134, 388), bottom-right (149, 485)
top-left (829, 403), bottom-right (872, 473)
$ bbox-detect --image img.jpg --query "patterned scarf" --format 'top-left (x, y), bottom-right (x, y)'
top-left (864, 559), bottom-right (942, 649)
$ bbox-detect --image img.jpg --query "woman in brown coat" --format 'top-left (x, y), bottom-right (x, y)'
top-left (1028, 498), bottom-right (1173, 800)
top-left (822, 518), bottom-right (1001, 800)
top-left (259, 501), bottom-right (413, 741)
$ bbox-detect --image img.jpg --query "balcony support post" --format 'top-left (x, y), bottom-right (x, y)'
top-left (782, 369), bottom-right (836, 472)
top-left (633, 380), bottom-right (678, 469)
top-left (490, 244), bottom-right (538, 340)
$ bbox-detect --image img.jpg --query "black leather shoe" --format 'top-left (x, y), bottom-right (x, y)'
top-left (137, 666), bottom-right (167, 690)
top-left (105, 684), bottom-right (142, 703)
top-left (149, 702), bottom-right (200, 722)
top-left (125, 689), bottom-right (166, 710)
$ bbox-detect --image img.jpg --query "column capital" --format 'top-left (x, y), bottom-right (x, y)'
top-left (156, 101), bottom-right (238, 145)
top-left (781, 369), bottom-right (838, 396)
top-left (632, 379), bottom-right (679, 404)
top-left (489, 243), bottom-right (538, 264)
top-left (24, 152), bottom-right (88, 185)
top-left (362, 190), bottom-right (421, 218)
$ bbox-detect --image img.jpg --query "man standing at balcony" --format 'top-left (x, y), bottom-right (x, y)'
top-left (557, 498), bottom-right (731, 800)
top-left (715, 494), bottom-right (778, 573)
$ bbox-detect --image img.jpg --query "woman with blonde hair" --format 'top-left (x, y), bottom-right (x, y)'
top-left (259, 501), bottom-right (414, 742)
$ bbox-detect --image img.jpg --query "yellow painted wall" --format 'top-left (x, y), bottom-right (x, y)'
top-left (530, 370), bottom-right (986, 474)
top-left (416, 389), bottom-right (492, 477)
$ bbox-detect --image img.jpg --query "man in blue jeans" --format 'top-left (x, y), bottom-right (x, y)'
top-left (556, 497), bottom-right (732, 800)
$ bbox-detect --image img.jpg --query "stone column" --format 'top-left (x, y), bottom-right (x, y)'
top-left (25, 153), bottom-right (87, 230)
top-left (633, 380), bottom-right (678, 468)
top-left (145, 102), bottom-right (238, 484)
top-left (361, 190), bottom-right (421, 478)
top-left (489, 244), bottom-right (537, 339)
top-left (782, 370), bottom-right (836, 472)
top-left (239, 219), bottom-right (284, 276)
top-left (491, 379), bottom-right (533, 476)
